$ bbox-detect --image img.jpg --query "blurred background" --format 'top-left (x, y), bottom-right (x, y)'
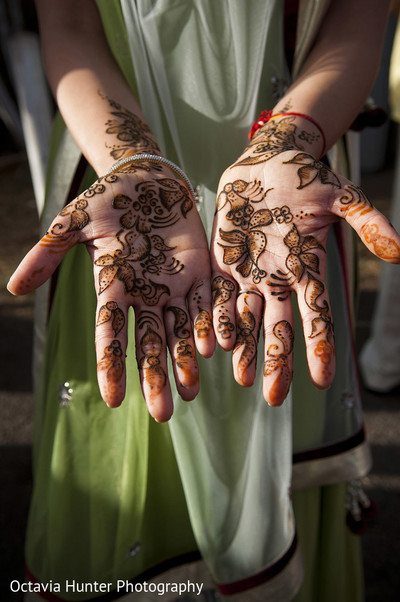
top-left (0, 1), bottom-right (399, 600)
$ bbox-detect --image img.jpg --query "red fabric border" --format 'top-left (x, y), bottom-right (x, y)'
top-left (216, 535), bottom-right (298, 596)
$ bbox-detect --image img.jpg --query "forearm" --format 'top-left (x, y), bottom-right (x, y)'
top-left (272, 0), bottom-right (391, 155)
top-left (35, 0), bottom-right (159, 175)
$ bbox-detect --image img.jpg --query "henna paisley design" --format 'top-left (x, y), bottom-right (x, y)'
top-left (167, 306), bottom-right (191, 339)
top-left (304, 273), bottom-right (329, 313)
top-left (97, 301), bottom-right (125, 337)
top-left (361, 223), bottom-right (400, 260)
top-left (233, 307), bottom-right (257, 377)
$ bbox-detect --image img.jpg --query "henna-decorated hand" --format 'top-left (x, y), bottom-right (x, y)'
top-left (211, 117), bottom-right (400, 406)
top-left (8, 166), bottom-right (215, 422)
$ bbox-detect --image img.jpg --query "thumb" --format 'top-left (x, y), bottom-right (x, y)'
top-left (7, 227), bottom-right (79, 296)
top-left (333, 183), bottom-right (400, 264)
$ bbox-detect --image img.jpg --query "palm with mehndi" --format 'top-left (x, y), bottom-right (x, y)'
top-left (8, 166), bottom-right (215, 422)
top-left (211, 116), bottom-right (400, 405)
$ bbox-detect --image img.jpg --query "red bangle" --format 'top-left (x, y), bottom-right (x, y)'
top-left (249, 110), bottom-right (327, 157)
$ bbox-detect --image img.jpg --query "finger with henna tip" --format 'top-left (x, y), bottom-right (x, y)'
top-left (165, 303), bottom-right (200, 401)
top-left (296, 275), bottom-right (336, 391)
top-left (7, 228), bottom-right (79, 295)
top-left (188, 279), bottom-right (215, 358)
top-left (134, 307), bottom-right (174, 422)
top-left (95, 298), bottom-right (129, 407)
top-left (333, 184), bottom-right (400, 263)
top-left (96, 333), bottom-right (127, 408)
top-left (211, 273), bottom-right (237, 350)
top-left (232, 289), bottom-right (263, 387)
top-left (262, 299), bottom-right (294, 406)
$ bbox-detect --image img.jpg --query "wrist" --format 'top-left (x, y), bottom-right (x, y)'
top-left (248, 110), bottom-right (326, 159)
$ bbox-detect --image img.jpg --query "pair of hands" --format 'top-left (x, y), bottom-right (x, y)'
top-left (8, 146), bottom-right (400, 422)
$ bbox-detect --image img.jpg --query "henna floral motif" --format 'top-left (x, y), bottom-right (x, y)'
top-left (113, 178), bottom-right (192, 233)
top-left (95, 250), bottom-right (170, 304)
top-left (283, 225), bottom-right (325, 282)
top-left (216, 179), bottom-right (270, 226)
top-left (218, 212), bottom-right (270, 283)
top-left (93, 176), bottom-right (193, 305)
top-left (49, 198), bottom-right (89, 237)
top-left (97, 301), bottom-right (125, 336)
top-left (283, 153), bottom-right (341, 189)
top-left (264, 320), bottom-right (294, 402)
top-left (236, 116), bottom-right (304, 166)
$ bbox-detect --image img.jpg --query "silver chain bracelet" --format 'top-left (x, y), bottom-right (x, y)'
top-left (106, 153), bottom-right (198, 202)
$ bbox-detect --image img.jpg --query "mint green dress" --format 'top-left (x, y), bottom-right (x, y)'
top-left (26, 2), bottom-right (369, 600)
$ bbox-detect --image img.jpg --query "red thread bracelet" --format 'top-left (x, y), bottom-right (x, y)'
top-left (249, 110), bottom-right (327, 157)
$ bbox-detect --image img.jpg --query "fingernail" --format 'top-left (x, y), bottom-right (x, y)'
top-left (6, 282), bottom-right (16, 296)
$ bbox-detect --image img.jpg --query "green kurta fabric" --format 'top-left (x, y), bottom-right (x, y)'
top-left (26, 1), bottom-right (366, 600)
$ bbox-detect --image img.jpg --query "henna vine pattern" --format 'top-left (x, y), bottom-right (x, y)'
top-left (264, 320), bottom-right (294, 401)
top-left (212, 276), bottom-right (235, 340)
top-left (101, 92), bottom-right (160, 160)
top-left (337, 184), bottom-right (373, 219)
top-left (39, 174), bottom-right (119, 254)
top-left (233, 305), bottom-right (258, 377)
top-left (94, 178), bottom-right (193, 305)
